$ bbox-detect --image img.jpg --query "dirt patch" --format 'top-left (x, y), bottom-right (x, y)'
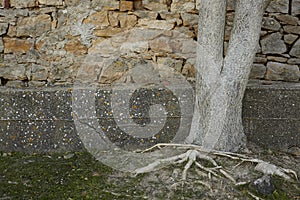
top-left (0, 143), bottom-right (299, 199)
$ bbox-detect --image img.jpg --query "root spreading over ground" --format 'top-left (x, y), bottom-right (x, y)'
top-left (134, 143), bottom-right (298, 185)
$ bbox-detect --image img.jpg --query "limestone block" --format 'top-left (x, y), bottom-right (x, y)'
top-left (133, 0), bottom-right (143, 10)
top-left (30, 64), bottom-right (48, 81)
top-left (64, 0), bottom-right (81, 6)
top-left (266, 0), bottom-right (289, 14)
top-left (38, 0), bottom-right (63, 6)
top-left (120, 41), bottom-right (148, 53)
top-left (83, 11), bottom-right (110, 29)
top-left (254, 56), bottom-right (268, 64)
top-left (10, 0), bottom-right (36, 8)
top-left (133, 11), bottom-right (158, 20)
top-left (0, 23), bottom-right (8, 35)
top-left (275, 14), bottom-right (298, 25)
top-left (0, 1), bottom-right (3, 8)
top-left (5, 80), bottom-right (27, 87)
top-left (266, 62), bottom-right (300, 82)
top-left (292, 0), bottom-right (300, 15)
top-left (171, 0), bottom-right (195, 12)
top-left (159, 12), bottom-right (182, 26)
top-left (93, 27), bottom-right (123, 37)
top-left (261, 33), bottom-right (287, 54)
top-left (0, 63), bottom-right (27, 80)
top-left (290, 39), bottom-right (300, 58)
top-left (16, 14), bottom-right (52, 37)
top-left (0, 38), bottom-right (3, 52)
top-left (149, 36), bottom-right (172, 53)
top-left (173, 26), bottom-right (195, 39)
top-left (157, 57), bottom-right (183, 73)
top-left (249, 64), bottom-right (266, 79)
top-left (261, 17), bottom-right (281, 31)
top-left (284, 34), bottom-right (298, 45)
top-left (99, 60), bottom-right (129, 84)
top-left (119, 0), bottom-right (133, 11)
top-left (287, 58), bottom-right (300, 64)
top-left (65, 39), bottom-right (88, 55)
top-left (137, 19), bottom-right (175, 30)
top-left (182, 60), bottom-right (196, 78)
top-left (283, 25), bottom-right (300, 35)
top-left (267, 56), bottom-right (288, 63)
top-left (143, 0), bottom-right (168, 11)
top-left (181, 13), bottom-right (198, 27)
top-left (118, 14), bottom-right (137, 28)
top-left (7, 25), bottom-right (17, 37)
top-left (3, 37), bottom-right (34, 54)
top-left (108, 11), bottom-right (119, 27)
top-left (94, 0), bottom-right (119, 10)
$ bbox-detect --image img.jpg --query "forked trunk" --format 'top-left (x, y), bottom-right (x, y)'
top-left (188, 0), bottom-right (266, 151)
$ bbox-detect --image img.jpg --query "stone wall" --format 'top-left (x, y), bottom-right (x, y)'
top-left (0, 0), bottom-right (299, 87)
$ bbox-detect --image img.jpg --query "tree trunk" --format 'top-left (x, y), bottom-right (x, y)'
top-left (188, 0), bottom-right (266, 152)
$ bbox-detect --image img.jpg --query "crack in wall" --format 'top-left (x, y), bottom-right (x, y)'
top-left (289, 0), bottom-right (292, 15)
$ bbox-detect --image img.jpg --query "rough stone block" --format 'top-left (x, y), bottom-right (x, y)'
top-left (64, 0), bottom-right (81, 6)
top-left (64, 39), bottom-right (88, 55)
top-left (16, 14), bottom-right (52, 37)
top-left (261, 33), bottom-right (287, 54)
top-left (250, 64), bottom-right (266, 79)
top-left (0, 37), bottom-right (3, 52)
top-left (93, 27), bottom-right (123, 37)
top-left (137, 19), bottom-right (175, 30)
top-left (292, 0), bottom-right (300, 15)
top-left (119, 0), bottom-right (133, 12)
top-left (143, 1), bottom-right (168, 11)
top-left (94, 0), bottom-right (119, 10)
top-left (10, 0), bottom-right (36, 8)
top-left (288, 58), bottom-right (300, 65)
top-left (289, 39), bottom-right (300, 58)
top-left (261, 17), bottom-right (281, 31)
top-left (30, 64), bottom-right (49, 81)
top-left (267, 56), bottom-right (288, 63)
top-left (266, 62), bottom-right (300, 82)
top-left (266, 0), bottom-right (289, 14)
top-left (0, 23), bottom-right (8, 35)
top-left (119, 14), bottom-right (137, 28)
top-left (283, 25), bottom-right (300, 35)
top-left (0, 64), bottom-right (27, 81)
top-left (284, 34), bottom-right (298, 45)
top-left (171, 0), bottom-right (195, 12)
top-left (38, 0), bottom-right (63, 6)
top-left (3, 37), bottom-right (34, 54)
top-left (181, 13), bottom-right (198, 27)
top-left (83, 11), bottom-right (110, 29)
top-left (133, 0), bottom-right (143, 10)
top-left (275, 14), bottom-right (298, 25)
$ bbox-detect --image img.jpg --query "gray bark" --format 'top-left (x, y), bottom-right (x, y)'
top-left (188, 0), bottom-right (266, 151)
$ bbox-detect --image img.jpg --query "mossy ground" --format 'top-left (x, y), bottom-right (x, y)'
top-left (0, 150), bottom-right (299, 199)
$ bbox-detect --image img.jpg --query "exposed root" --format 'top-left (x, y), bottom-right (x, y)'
top-left (134, 143), bottom-right (298, 183)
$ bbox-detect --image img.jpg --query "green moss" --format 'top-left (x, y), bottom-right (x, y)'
top-left (0, 151), bottom-right (141, 199)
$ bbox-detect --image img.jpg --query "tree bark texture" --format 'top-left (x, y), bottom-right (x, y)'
top-left (188, 0), bottom-right (266, 152)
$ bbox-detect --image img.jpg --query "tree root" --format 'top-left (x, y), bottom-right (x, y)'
top-left (134, 143), bottom-right (298, 184)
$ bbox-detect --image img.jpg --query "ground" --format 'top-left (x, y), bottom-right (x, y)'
top-left (0, 143), bottom-right (299, 200)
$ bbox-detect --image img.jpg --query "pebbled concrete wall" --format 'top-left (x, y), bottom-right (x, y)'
top-left (0, 81), bottom-right (299, 153)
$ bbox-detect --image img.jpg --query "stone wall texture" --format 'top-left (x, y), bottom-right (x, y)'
top-left (0, 0), bottom-right (299, 87)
